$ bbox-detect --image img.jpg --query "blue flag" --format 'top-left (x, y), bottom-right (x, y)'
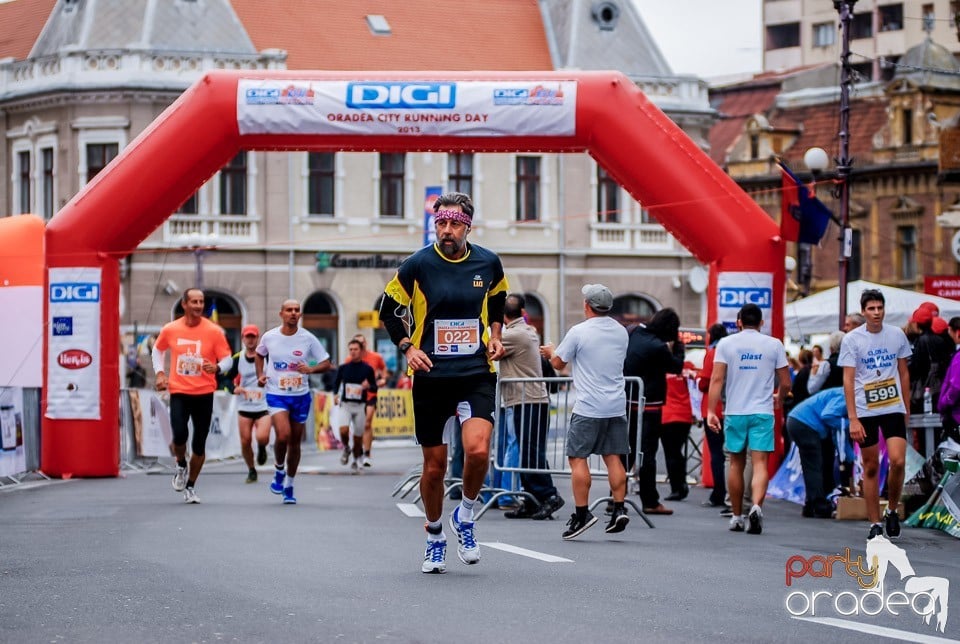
top-left (779, 162), bottom-right (833, 245)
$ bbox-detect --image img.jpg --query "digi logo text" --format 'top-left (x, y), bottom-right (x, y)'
top-left (718, 287), bottom-right (771, 308)
top-left (50, 283), bottom-right (100, 303)
top-left (346, 83), bottom-right (456, 109)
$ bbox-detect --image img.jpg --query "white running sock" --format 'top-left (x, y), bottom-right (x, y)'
top-left (751, 504), bottom-right (762, 515)
top-left (459, 497), bottom-right (476, 523)
top-left (426, 520), bottom-right (445, 542)
top-left (284, 474), bottom-right (294, 488)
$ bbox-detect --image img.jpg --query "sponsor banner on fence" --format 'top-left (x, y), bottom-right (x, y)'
top-left (127, 389), bottom-right (174, 458)
top-left (237, 79), bottom-right (577, 137)
top-left (46, 267), bottom-right (101, 419)
top-left (0, 387), bottom-right (26, 477)
top-left (716, 271), bottom-right (774, 335)
top-left (907, 470), bottom-right (960, 539)
top-left (372, 388), bottom-right (414, 438)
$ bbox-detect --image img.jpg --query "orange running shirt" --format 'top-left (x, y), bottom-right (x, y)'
top-left (361, 350), bottom-right (386, 400)
top-left (154, 317), bottom-right (232, 395)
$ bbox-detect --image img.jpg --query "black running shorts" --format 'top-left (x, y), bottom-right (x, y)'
top-left (859, 413), bottom-right (906, 448)
top-left (411, 373), bottom-right (497, 447)
top-left (170, 393), bottom-right (214, 456)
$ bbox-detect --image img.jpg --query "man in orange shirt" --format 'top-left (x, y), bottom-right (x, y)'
top-left (353, 333), bottom-right (387, 467)
top-left (152, 288), bottom-right (233, 503)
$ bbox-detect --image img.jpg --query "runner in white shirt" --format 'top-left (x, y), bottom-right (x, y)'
top-left (255, 299), bottom-right (332, 505)
top-left (226, 324), bottom-right (271, 484)
top-left (837, 288), bottom-right (911, 541)
top-left (707, 303), bottom-right (790, 535)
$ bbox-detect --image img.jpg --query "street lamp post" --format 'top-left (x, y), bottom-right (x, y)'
top-left (834, 0), bottom-right (856, 331)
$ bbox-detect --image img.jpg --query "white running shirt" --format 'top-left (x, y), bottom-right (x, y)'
top-left (256, 328), bottom-right (328, 397)
top-left (554, 316), bottom-right (628, 418)
top-left (837, 323), bottom-right (911, 418)
top-left (714, 329), bottom-right (788, 415)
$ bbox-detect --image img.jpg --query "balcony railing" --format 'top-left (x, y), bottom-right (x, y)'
top-left (164, 215), bottom-right (259, 244)
top-left (589, 222), bottom-right (676, 251)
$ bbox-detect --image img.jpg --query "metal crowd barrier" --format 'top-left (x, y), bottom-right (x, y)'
top-left (0, 387), bottom-right (45, 485)
top-left (481, 375), bottom-right (652, 527)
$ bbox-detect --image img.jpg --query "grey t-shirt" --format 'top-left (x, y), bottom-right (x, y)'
top-left (555, 316), bottom-right (628, 418)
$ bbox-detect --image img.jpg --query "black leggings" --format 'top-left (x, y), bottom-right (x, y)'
top-left (170, 393), bottom-right (214, 456)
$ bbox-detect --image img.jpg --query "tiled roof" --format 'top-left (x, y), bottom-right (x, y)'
top-left (708, 83), bottom-right (781, 166)
top-left (229, 0), bottom-right (554, 71)
top-left (0, 0), bottom-right (55, 61)
top-left (773, 98), bottom-right (888, 167)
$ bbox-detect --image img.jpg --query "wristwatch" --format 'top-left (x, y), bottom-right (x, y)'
top-left (399, 340), bottom-right (413, 354)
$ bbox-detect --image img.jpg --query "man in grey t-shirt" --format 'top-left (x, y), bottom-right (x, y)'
top-left (540, 284), bottom-right (629, 540)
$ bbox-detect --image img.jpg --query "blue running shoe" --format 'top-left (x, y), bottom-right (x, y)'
top-left (421, 539), bottom-right (447, 574)
top-left (449, 506), bottom-right (480, 564)
top-left (282, 486), bottom-right (296, 504)
top-left (270, 469), bottom-right (284, 495)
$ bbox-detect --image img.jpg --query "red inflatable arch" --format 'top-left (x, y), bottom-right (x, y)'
top-left (44, 71), bottom-right (784, 477)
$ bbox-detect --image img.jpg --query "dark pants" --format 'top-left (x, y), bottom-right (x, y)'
top-left (703, 421), bottom-right (726, 505)
top-left (512, 403), bottom-right (557, 502)
top-left (636, 409), bottom-right (663, 508)
top-left (661, 421), bottom-right (691, 495)
top-left (786, 417), bottom-right (835, 506)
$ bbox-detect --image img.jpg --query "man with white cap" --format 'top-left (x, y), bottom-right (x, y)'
top-left (541, 284), bottom-right (630, 540)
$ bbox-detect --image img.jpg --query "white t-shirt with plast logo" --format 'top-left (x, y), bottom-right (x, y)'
top-left (714, 329), bottom-right (788, 415)
top-left (256, 327), bottom-right (328, 397)
top-left (837, 323), bottom-right (911, 418)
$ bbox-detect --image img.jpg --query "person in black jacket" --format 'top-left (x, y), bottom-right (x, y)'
top-left (623, 308), bottom-right (684, 515)
top-left (908, 305), bottom-right (952, 414)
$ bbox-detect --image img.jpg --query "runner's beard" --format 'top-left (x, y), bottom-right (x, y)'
top-left (439, 237), bottom-right (464, 258)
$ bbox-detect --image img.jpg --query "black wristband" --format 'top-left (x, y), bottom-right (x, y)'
top-left (399, 341), bottom-right (413, 354)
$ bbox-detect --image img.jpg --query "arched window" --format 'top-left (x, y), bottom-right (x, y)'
top-left (523, 292), bottom-right (546, 341)
top-left (610, 294), bottom-right (656, 327)
top-left (173, 289), bottom-right (242, 350)
top-left (302, 291), bottom-right (339, 360)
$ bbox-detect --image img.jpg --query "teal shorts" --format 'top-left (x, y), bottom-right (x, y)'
top-left (723, 414), bottom-right (775, 453)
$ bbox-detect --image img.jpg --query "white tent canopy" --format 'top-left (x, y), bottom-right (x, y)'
top-left (784, 280), bottom-right (960, 340)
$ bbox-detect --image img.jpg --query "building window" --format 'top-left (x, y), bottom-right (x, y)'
top-left (178, 191), bottom-right (199, 215)
top-left (879, 4), bottom-right (903, 31)
top-left (597, 165), bottom-right (620, 223)
top-left (41, 147), bottom-right (54, 219)
top-left (515, 156), bottom-right (541, 222)
top-left (813, 22), bottom-right (835, 47)
top-left (765, 22), bottom-right (800, 50)
top-left (851, 61), bottom-right (873, 82)
top-left (610, 295), bottom-right (656, 326)
top-left (851, 12), bottom-right (873, 39)
top-left (923, 4), bottom-right (935, 27)
top-left (17, 150), bottom-right (31, 214)
top-left (902, 108), bottom-right (913, 145)
top-left (379, 153), bottom-right (405, 217)
top-left (897, 225), bottom-right (917, 281)
top-left (448, 153), bottom-right (473, 195)
top-left (86, 143), bottom-right (118, 182)
top-left (308, 152), bottom-right (335, 216)
top-left (849, 229), bottom-right (862, 281)
top-left (220, 151), bottom-right (247, 215)
top-left (749, 134), bottom-right (760, 160)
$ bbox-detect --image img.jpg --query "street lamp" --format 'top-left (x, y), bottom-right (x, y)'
top-left (800, 147), bottom-right (830, 299)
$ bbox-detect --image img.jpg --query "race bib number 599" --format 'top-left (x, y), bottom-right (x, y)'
top-left (864, 378), bottom-right (900, 409)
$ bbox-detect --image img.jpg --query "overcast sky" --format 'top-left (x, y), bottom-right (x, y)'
top-left (632, 0), bottom-right (763, 79)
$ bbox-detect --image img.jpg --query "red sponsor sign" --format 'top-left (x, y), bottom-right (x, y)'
top-left (57, 349), bottom-right (92, 369)
top-left (925, 275), bottom-right (960, 301)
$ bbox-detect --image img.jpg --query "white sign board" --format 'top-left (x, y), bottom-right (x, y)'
top-left (237, 79), bottom-right (577, 137)
top-left (716, 271), bottom-right (775, 336)
top-left (46, 267), bottom-right (101, 419)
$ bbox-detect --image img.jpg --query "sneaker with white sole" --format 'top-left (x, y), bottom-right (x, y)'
top-left (282, 486), bottom-right (296, 504)
top-left (183, 487), bottom-right (200, 504)
top-left (729, 515), bottom-right (745, 532)
top-left (172, 466), bottom-right (187, 492)
top-left (362, 455), bottom-right (372, 468)
top-left (562, 511), bottom-right (598, 540)
top-left (350, 460), bottom-right (359, 474)
top-left (421, 539), bottom-right (447, 574)
top-left (884, 508), bottom-right (901, 540)
top-left (747, 507), bottom-right (763, 535)
top-left (449, 506), bottom-right (480, 564)
top-left (339, 448), bottom-right (350, 466)
top-left (270, 469), bottom-right (284, 494)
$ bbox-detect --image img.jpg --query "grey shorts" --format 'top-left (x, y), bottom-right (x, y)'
top-left (339, 401), bottom-right (367, 437)
top-left (566, 413), bottom-right (629, 458)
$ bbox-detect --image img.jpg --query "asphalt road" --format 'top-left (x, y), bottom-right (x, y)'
top-left (2, 441), bottom-right (958, 644)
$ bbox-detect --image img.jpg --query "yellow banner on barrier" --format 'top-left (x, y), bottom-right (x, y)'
top-left (372, 388), bottom-right (414, 438)
top-left (312, 391), bottom-right (338, 450)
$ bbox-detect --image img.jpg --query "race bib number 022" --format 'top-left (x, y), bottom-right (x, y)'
top-left (864, 377), bottom-right (900, 409)
top-left (434, 319), bottom-right (480, 355)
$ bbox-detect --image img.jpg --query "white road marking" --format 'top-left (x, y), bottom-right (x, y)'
top-left (793, 616), bottom-right (958, 643)
top-left (396, 503), bottom-right (425, 517)
top-left (479, 542), bottom-right (573, 563)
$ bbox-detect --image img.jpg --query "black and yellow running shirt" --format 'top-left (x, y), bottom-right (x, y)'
top-left (380, 242), bottom-right (508, 378)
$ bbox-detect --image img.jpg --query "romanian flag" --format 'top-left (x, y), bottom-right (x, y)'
top-left (778, 161), bottom-right (834, 245)
top-left (207, 298), bottom-right (219, 324)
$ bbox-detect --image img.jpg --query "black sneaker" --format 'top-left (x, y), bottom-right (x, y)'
top-left (531, 495), bottom-right (565, 521)
top-left (719, 506), bottom-right (733, 517)
top-left (746, 507), bottom-right (763, 535)
top-left (867, 523), bottom-right (884, 540)
top-left (605, 507), bottom-right (630, 533)
top-left (562, 512), bottom-right (598, 540)
top-left (245, 469), bottom-right (257, 484)
top-left (256, 444), bottom-right (268, 466)
top-left (504, 501), bottom-right (537, 519)
top-left (884, 509), bottom-right (901, 540)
